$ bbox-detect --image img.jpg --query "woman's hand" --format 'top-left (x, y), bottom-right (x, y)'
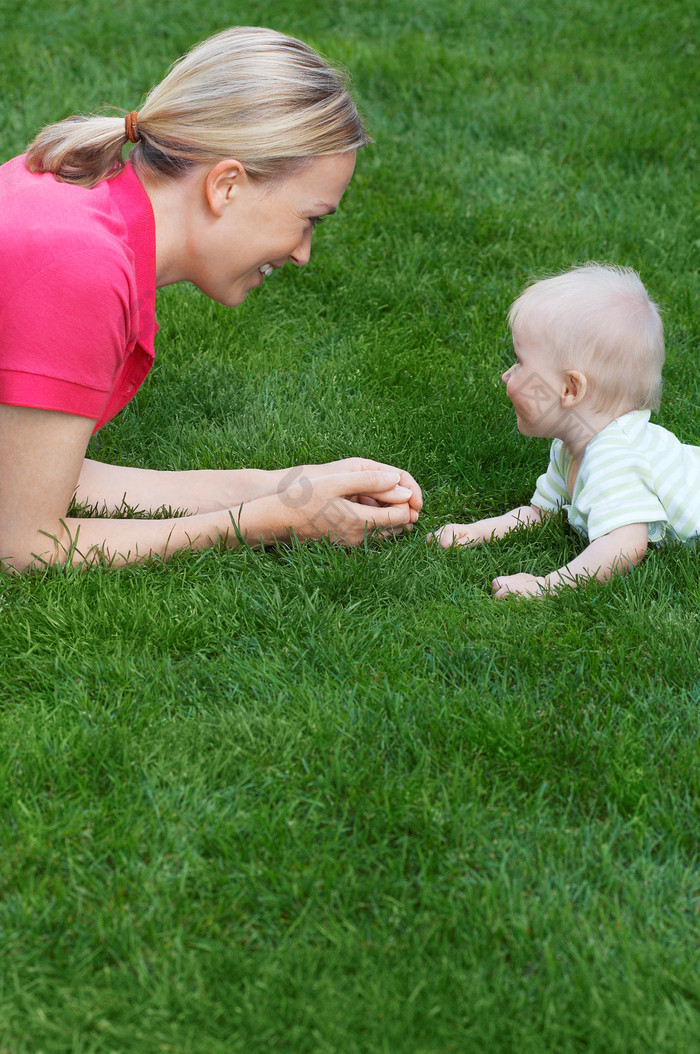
top-left (300, 457), bottom-right (423, 514)
top-left (262, 467), bottom-right (418, 546)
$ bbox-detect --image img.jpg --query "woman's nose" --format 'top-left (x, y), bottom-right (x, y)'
top-left (290, 230), bottom-right (312, 267)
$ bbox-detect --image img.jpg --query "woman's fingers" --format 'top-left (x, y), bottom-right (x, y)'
top-left (399, 471), bottom-right (422, 512)
top-left (324, 458), bottom-right (423, 512)
top-left (315, 501), bottom-right (413, 544)
top-left (276, 469), bottom-right (419, 546)
top-left (374, 523), bottom-right (412, 539)
top-left (322, 472), bottom-right (415, 539)
top-left (349, 485), bottom-right (414, 509)
top-left (328, 469), bottom-right (408, 501)
top-left (372, 465), bottom-right (423, 511)
top-left (349, 495), bottom-right (382, 507)
top-left (369, 485), bottom-right (414, 505)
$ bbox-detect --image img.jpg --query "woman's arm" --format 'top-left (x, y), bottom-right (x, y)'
top-left (76, 457), bottom-right (282, 515)
top-left (491, 522), bottom-right (649, 598)
top-left (0, 405), bottom-right (95, 570)
top-left (77, 455), bottom-right (423, 516)
top-left (0, 406), bottom-right (417, 571)
top-left (56, 471), bottom-right (413, 567)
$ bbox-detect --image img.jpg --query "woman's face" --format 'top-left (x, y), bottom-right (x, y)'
top-left (190, 151), bottom-right (356, 307)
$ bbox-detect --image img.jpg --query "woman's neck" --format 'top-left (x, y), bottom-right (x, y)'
top-left (135, 165), bottom-right (205, 288)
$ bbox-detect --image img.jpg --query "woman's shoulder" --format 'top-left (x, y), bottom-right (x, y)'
top-left (0, 158), bottom-right (137, 298)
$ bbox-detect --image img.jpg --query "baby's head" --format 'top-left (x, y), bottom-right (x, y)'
top-left (508, 264), bottom-right (665, 414)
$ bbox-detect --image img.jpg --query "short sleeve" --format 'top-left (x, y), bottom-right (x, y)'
top-left (573, 440), bottom-right (668, 541)
top-left (531, 440), bottom-right (570, 512)
top-left (0, 245), bottom-right (134, 420)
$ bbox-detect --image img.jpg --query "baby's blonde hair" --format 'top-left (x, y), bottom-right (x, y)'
top-left (508, 264), bottom-right (665, 412)
top-left (26, 26), bottom-right (371, 189)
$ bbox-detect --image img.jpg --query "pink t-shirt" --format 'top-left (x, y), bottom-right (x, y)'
top-left (0, 156), bottom-right (157, 432)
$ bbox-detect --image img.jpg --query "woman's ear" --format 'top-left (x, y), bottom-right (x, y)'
top-left (203, 159), bottom-right (248, 217)
top-left (561, 369), bottom-right (588, 407)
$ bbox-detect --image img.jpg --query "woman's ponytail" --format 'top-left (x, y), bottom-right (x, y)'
top-left (25, 115), bottom-right (133, 188)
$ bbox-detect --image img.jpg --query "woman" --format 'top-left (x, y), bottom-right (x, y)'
top-left (0, 26), bottom-right (421, 571)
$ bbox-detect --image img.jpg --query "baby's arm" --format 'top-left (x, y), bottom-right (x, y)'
top-left (432, 505), bottom-right (548, 547)
top-left (492, 522), bottom-right (649, 598)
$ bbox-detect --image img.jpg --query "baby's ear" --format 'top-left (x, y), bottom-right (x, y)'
top-left (561, 370), bottom-right (587, 406)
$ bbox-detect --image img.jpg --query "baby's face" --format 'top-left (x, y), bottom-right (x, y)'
top-left (502, 317), bottom-right (567, 437)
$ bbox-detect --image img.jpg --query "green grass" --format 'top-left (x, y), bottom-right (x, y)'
top-left (1, 0), bottom-right (699, 1050)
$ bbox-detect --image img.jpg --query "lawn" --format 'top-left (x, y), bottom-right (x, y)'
top-left (0, 0), bottom-right (698, 1051)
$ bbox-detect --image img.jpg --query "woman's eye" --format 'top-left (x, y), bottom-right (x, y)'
top-left (310, 216), bottom-right (324, 228)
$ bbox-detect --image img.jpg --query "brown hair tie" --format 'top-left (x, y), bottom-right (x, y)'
top-left (124, 111), bottom-right (141, 143)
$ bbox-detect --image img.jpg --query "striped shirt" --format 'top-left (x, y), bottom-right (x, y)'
top-left (532, 410), bottom-right (700, 544)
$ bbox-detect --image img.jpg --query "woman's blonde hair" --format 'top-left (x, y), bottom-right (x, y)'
top-left (25, 26), bottom-right (371, 189)
top-left (508, 264), bottom-right (665, 413)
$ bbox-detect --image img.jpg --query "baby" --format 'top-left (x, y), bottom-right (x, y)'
top-left (433, 263), bottom-right (700, 597)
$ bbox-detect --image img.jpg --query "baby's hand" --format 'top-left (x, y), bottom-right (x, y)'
top-left (428, 523), bottom-right (485, 548)
top-left (491, 572), bottom-right (547, 599)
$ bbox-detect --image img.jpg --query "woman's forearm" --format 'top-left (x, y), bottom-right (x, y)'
top-left (29, 501), bottom-right (287, 569)
top-left (76, 458), bottom-right (276, 515)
